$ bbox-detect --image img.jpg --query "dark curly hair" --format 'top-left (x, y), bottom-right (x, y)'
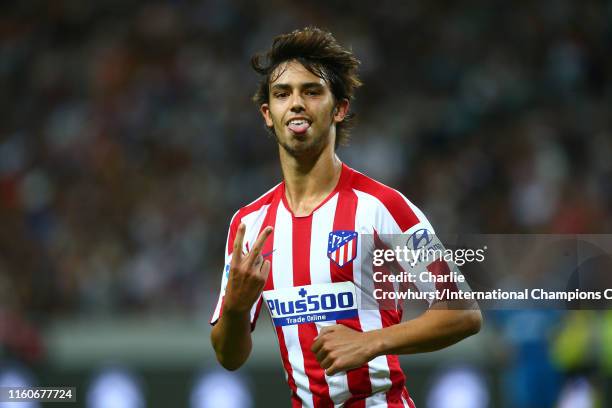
top-left (251, 27), bottom-right (362, 148)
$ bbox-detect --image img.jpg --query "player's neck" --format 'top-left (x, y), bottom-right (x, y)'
top-left (280, 144), bottom-right (342, 217)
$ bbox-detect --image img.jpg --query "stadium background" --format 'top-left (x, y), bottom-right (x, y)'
top-left (1, 0), bottom-right (611, 407)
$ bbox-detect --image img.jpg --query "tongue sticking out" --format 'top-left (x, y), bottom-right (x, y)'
top-left (288, 122), bottom-right (310, 134)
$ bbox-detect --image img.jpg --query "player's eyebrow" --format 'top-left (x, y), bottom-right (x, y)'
top-left (270, 82), bottom-right (325, 91)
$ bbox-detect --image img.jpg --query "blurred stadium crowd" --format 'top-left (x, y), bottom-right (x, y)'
top-left (0, 0), bottom-right (611, 406)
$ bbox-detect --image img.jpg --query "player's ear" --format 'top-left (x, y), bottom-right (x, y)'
top-left (260, 103), bottom-right (274, 127)
top-left (333, 99), bottom-right (349, 123)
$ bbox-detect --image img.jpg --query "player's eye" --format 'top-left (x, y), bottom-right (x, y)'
top-left (274, 92), bottom-right (289, 98)
top-left (305, 90), bottom-right (321, 96)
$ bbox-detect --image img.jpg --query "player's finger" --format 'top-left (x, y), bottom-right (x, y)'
top-left (319, 355), bottom-right (333, 370)
top-left (232, 223), bottom-right (246, 265)
top-left (311, 335), bottom-right (324, 354)
top-left (314, 347), bottom-right (328, 363)
top-left (314, 325), bottom-right (333, 341)
top-left (259, 259), bottom-right (271, 281)
top-left (253, 255), bottom-right (263, 270)
top-left (251, 226), bottom-right (273, 256)
top-left (311, 339), bottom-right (320, 354)
top-left (326, 364), bottom-right (340, 376)
top-left (246, 226), bottom-right (273, 267)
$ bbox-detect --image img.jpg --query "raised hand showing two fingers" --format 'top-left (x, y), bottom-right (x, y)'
top-left (224, 223), bottom-right (273, 314)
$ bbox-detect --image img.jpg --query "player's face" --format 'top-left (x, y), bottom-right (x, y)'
top-left (260, 60), bottom-right (348, 157)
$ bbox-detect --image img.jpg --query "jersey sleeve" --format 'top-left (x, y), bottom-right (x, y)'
top-left (209, 211), bottom-right (264, 330)
top-left (376, 193), bottom-right (472, 307)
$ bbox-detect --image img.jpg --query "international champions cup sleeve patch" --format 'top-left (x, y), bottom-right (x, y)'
top-left (263, 282), bottom-right (358, 327)
top-left (327, 230), bottom-right (358, 267)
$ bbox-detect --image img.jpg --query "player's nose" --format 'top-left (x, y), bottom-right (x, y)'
top-left (290, 93), bottom-right (305, 112)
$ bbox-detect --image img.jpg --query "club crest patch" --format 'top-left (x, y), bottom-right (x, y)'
top-left (327, 230), bottom-right (358, 267)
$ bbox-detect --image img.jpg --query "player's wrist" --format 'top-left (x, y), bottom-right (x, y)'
top-left (222, 297), bottom-right (252, 316)
top-left (364, 329), bottom-right (387, 359)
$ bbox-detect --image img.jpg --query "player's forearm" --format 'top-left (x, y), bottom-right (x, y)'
top-left (210, 309), bottom-right (253, 370)
top-left (368, 306), bottom-right (482, 357)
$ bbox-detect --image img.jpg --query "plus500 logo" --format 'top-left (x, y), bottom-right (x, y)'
top-left (263, 282), bottom-right (358, 326)
top-left (267, 289), bottom-right (354, 316)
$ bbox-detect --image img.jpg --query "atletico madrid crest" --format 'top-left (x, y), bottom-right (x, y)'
top-left (327, 230), bottom-right (358, 267)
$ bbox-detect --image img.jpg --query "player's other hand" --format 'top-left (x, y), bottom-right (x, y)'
top-left (311, 325), bottom-right (378, 376)
top-left (223, 223), bottom-right (273, 314)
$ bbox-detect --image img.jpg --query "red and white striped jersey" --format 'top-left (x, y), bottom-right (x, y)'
top-left (211, 163), bottom-right (452, 408)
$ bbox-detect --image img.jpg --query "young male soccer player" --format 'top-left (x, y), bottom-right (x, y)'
top-left (210, 27), bottom-right (482, 408)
